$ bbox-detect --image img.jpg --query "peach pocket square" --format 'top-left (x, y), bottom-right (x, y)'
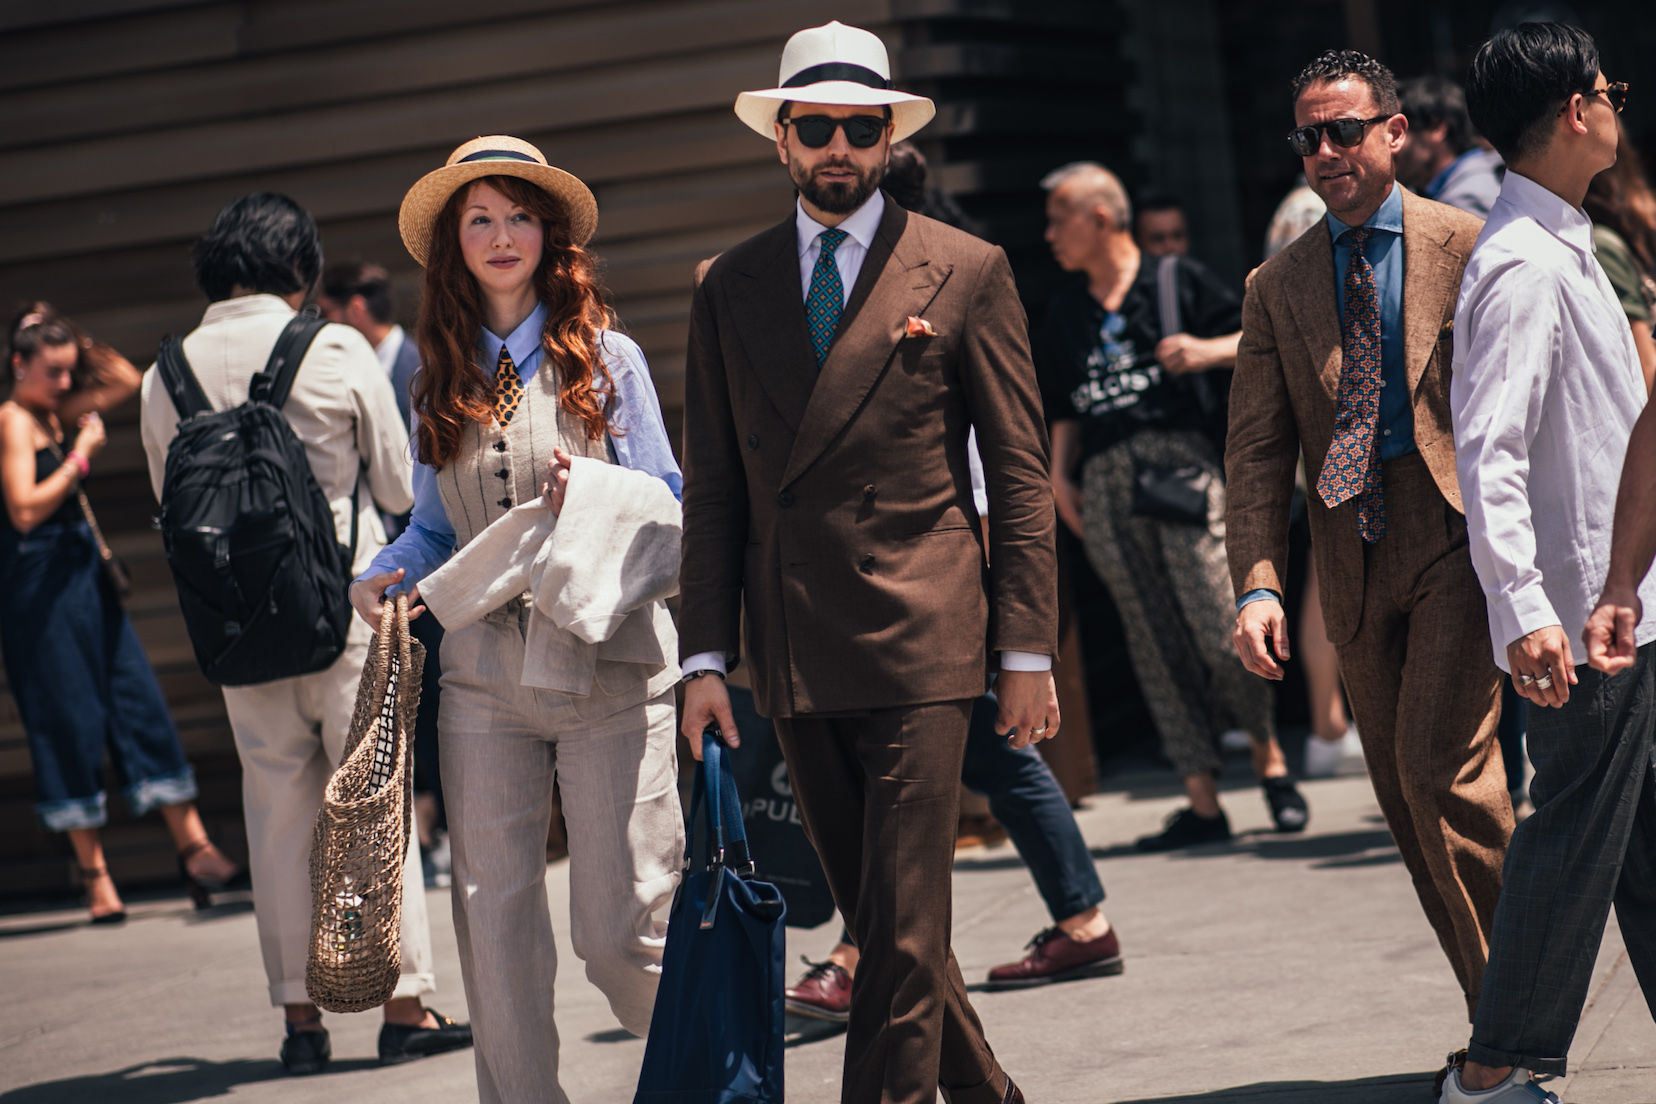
top-left (905, 315), bottom-right (939, 338)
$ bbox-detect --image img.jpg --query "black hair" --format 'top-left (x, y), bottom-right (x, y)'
top-left (879, 141), bottom-right (977, 232)
top-left (5, 302), bottom-right (77, 399)
top-left (1133, 191), bottom-right (1186, 232)
top-left (192, 192), bottom-right (323, 302)
top-left (1291, 49), bottom-right (1401, 115)
top-left (320, 261), bottom-right (394, 324)
top-left (1399, 75), bottom-right (1477, 155)
top-left (1466, 22), bottom-right (1600, 162)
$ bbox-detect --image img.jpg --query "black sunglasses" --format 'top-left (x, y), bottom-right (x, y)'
top-left (783, 114), bottom-right (888, 149)
top-left (1286, 115), bottom-right (1392, 157)
top-left (1561, 80), bottom-right (1629, 115)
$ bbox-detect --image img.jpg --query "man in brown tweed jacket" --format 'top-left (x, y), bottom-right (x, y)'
top-left (1225, 49), bottom-right (1514, 1055)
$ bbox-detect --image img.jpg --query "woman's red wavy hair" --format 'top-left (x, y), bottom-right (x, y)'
top-left (413, 174), bottom-right (617, 469)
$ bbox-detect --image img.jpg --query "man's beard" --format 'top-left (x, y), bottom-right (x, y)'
top-left (791, 155), bottom-right (884, 214)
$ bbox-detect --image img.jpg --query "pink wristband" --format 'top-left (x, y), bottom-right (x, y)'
top-left (67, 451), bottom-right (89, 479)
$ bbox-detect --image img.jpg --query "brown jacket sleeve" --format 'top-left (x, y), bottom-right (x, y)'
top-left (1224, 269), bottom-right (1300, 601)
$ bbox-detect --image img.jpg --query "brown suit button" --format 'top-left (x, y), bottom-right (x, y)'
top-left (859, 554), bottom-right (876, 572)
top-left (747, 434), bottom-right (759, 450)
top-left (495, 469), bottom-right (509, 479)
top-left (777, 491), bottom-right (794, 508)
top-left (494, 440), bottom-right (508, 452)
top-left (499, 497), bottom-right (512, 508)
top-left (862, 484), bottom-right (876, 500)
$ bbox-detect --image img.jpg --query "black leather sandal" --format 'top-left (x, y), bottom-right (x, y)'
top-left (79, 865), bottom-right (126, 926)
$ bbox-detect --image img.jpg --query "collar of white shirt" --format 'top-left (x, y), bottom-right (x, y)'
top-left (795, 190), bottom-right (885, 257)
top-left (374, 324), bottom-right (405, 377)
top-left (1497, 169), bottom-right (1595, 256)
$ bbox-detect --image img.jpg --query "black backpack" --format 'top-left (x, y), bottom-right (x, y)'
top-left (154, 312), bottom-right (358, 686)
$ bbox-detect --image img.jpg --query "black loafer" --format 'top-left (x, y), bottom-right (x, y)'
top-left (1263, 776), bottom-right (1310, 833)
top-left (1136, 807), bottom-right (1232, 852)
top-left (280, 1026), bottom-right (331, 1075)
top-left (378, 1008), bottom-right (473, 1065)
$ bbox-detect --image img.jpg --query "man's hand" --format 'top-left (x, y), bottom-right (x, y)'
top-left (996, 669), bottom-right (1059, 749)
top-left (1233, 598), bottom-right (1290, 680)
top-left (680, 674), bottom-right (739, 761)
top-left (1583, 584), bottom-right (1643, 674)
top-left (1507, 625), bottom-right (1577, 708)
top-left (1155, 334), bottom-right (1214, 375)
top-left (1052, 476), bottom-right (1084, 537)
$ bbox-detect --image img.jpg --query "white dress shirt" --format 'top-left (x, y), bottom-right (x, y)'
top-left (374, 323), bottom-right (406, 378)
top-left (684, 192), bottom-right (1050, 679)
top-left (1450, 170), bottom-right (1656, 671)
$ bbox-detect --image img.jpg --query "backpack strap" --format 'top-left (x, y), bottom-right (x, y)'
top-left (155, 335), bottom-right (212, 421)
top-left (1155, 254), bottom-right (1182, 338)
top-left (250, 308), bottom-right (328, 407)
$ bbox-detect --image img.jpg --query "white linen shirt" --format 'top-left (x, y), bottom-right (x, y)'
top-left (1450, 170), bottom-right (1656, 671)
top-left (373, 323), bottom-right (406, 378)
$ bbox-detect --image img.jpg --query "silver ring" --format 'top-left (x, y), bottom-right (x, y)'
top-left (1032, 726), bottom-right (1049, 736)
top-left (1535, 673), bottom-right (1554, 690)
top-left (1517, 674), bottom-right (1535, 686)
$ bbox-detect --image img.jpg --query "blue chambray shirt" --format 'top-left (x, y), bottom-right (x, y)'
top-left (1327, 180), bottom-right (1413, 462)
top-left (361, 302), bottom-right (682, 593)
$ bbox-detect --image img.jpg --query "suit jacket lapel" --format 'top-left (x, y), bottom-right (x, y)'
top-left (1400, 192), bottom-right (1460, 395)
top-left (1282, 226), bottom-right (1344, 400)
top-left (725, 217), bottom-right (816, 431)
top-left (781, 201), bottom-right (950, 488)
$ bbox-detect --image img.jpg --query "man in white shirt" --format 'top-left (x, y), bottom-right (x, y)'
top-left (1445, 22), bottom-right (1656, 1103)
top-left (316, 262), bottom-right (420, 429)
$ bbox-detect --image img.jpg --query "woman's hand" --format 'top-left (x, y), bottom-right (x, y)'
top-left (543, 446), bottom-right (573, 513)
top-left (348, 568), bottom-right (422, 627)
top-left (72, 412), bottom-right (106, 459)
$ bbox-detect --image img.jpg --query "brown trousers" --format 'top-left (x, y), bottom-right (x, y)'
top-left (775, 701), bottom-right (1009, 1104)
top-left (1334, 452), bottom-right (1514, 1019)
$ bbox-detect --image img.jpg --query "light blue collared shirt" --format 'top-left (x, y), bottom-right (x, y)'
top-left (361, 303), bottom-right (681, 591)
top-left (1327, 180), bottom-right (1413, 462)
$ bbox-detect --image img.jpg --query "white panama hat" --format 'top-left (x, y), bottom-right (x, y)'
top-left (733, 21), bottom-right (936, 144)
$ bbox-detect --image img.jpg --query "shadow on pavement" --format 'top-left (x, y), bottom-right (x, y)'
top-left (1082, 826), bottom-right (1400, 868)
top-left (0, 1056), bottom-right (381, 1103)
top-left (1113, 1071), bottom-right (1431, 1102)
top-left (784, 1015), bottom-right (846, 1048)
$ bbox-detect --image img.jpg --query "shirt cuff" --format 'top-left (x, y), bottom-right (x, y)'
top-left (1236, 588), bottom-right (1281, 611)
top-left (1491, 588), bottom-right (1562, 658)
top-left (998, 650), bottom-right (1052, 672)
top-left (680, 651), bottom-right (729, 678)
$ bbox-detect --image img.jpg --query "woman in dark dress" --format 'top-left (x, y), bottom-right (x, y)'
top-left (1, 303), bottom-right (240, 923)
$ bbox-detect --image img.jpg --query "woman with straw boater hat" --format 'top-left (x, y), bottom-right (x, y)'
top-left (351, 136), bottom-right (685, 1103)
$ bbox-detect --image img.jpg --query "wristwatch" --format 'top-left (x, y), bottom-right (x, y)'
top-left (680, 668), bottom-right (726, 685)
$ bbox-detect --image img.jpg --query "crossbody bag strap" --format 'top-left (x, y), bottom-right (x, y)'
top-left (40, 434), bottom-right (117, 569)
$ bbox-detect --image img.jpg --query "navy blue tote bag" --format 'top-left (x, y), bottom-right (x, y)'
top-left (634, 731), bottom-right (786, 1103)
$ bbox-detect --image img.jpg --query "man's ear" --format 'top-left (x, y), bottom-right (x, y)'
top-left (774, 121), bottom-right (789, 165)
top-left (1385, 113), bottom-right (1408, 153)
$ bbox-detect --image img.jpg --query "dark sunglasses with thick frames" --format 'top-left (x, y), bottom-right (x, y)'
top-left (1286, 115), bottom-right (1392, 157)
top-left (783, 114), bottom-right (889, 149)
top-left (1560, 80), bottom-right (1628, 115)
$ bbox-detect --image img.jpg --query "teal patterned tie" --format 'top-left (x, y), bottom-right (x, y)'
top-left (806, 229), bottom-right (848, 367)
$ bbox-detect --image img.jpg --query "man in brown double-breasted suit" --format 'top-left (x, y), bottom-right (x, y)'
top-left (1226, 49), bottom-right (1514, 1047)
top-left (677, 21), bottom-right (1056, 1104)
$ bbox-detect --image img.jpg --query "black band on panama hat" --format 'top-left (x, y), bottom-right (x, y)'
top-left (397, 135), bottom-right (598, 268)
top-left (734, 21), bottom-right (935, 143)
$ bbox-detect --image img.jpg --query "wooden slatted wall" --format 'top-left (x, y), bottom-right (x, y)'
top-left (0, 0), bottom-right (1138, 899)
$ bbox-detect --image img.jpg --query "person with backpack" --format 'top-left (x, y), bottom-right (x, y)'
top-left (138, 193), bottom-right (471, 1076)
top-left (2, 302), bottom-right (241, 925)
top-left (349, 137), bottom-right (685, 1104)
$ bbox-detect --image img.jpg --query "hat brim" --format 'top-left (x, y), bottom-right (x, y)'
top-left (734, 83), bottom-right (935, 144)
top-left (397, 160), bottom-right (599, 268)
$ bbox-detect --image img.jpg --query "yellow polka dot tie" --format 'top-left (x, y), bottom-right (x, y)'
top-left (493, 344), bottom-right (524, 426)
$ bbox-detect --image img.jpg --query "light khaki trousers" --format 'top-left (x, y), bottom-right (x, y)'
top-left (439, 614), bottom-right (683, 1104)
top-left (221, 615), bottom-right (435, 1007)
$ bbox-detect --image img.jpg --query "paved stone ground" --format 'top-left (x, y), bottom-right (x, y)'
top-left (2, 759), bottom-right (1651, 1103)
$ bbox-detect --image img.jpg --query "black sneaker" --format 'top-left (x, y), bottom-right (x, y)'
top-left (378, 1008), bottom-right (474, 1065)
top-left (279, 1026), bottom-right (331, 1076)
top-left (1263, 776), bottom-right (1310, 833)
top-left (1135, 807), bottom-right (1232, 852)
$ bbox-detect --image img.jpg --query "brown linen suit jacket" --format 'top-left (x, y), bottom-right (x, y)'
top-left (679, 195), bottom-right (1059, 718)
top-left (1226, 189), bottom-right (1484, 645)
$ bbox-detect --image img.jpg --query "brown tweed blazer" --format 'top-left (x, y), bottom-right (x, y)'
top-left (678, 195), bottom-right (1058, 718)
top-left (1226, 189), bottom-right (1484, 645)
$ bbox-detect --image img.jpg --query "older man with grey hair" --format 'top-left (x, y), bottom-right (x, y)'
top-left (1035, 161), bottom-right (1308, 851)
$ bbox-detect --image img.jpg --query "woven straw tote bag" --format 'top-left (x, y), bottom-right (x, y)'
top-left (305, 594), bottom-right (425, 1012)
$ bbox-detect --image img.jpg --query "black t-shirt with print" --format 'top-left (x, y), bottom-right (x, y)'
top-left (1035, 254), bottom-right (1241, 466)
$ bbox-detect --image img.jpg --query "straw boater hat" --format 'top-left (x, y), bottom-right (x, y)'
top-left (734, 21), bottom-right (935, 144)
top-left (397, 135), bottom-right (598, 267)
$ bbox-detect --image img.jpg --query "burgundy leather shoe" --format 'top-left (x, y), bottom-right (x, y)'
top-left (783, 957), bottom-right (851, 1022)
top-left (984, 926), bottom-right (1124, 990)
top-left (1003, 1079), bottom-right (1025, 1103)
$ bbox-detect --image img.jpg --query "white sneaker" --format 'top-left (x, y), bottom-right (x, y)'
top-left (1440, 1066), bottom-right (1559, 1103)
top-left (1303, 724), bottom-right (1362, 778)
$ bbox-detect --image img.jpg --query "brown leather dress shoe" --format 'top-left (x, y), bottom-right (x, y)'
top-left (984, 926), bottom-right (1124, 990)
top-left (783, 957), bottom-right (851, 1022)
top-left (1003, 1079), bottom-right (1025, 1103)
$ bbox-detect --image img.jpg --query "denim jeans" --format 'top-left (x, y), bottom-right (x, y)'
top-left (0, 520), bottom-right (195, 830)
top-left (1469, 644), bottom-right (1656, 1075)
